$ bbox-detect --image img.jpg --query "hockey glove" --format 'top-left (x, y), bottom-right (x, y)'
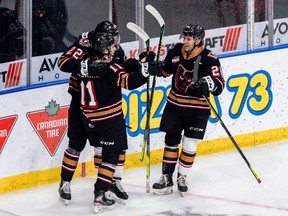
top-left (79, 59), bottom-right (109, 77)
top-left (79, 31), bottom-right (94, 41)
top-left (139, 51), bottom-right (156, 63)
top-left (147, 60), bottom-right (164, 77)
top-left (138, 62), bottom-right (149, 78)
top-left (195, 76), bottom-right (216, 95)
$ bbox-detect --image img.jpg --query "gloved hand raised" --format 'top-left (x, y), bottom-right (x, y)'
top-left (195, 76), bottom-right (216, 95)
top-left (139, 51), bottom-right (156, 62)
top-left (79, 59), bottom-right (110, 77)
top-left (138, 51), bottom-right (164, 77)
top-left (138, 60), bottom-right (164, 78)
top-left (147, 60), bottom-right (164, 76)
top-left (138, 62), bottom-right (149, 78)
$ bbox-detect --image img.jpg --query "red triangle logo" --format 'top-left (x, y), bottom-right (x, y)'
top-left (26, 100), bottom-right (69, 156)
top-left (0, 115), bottom-right (18, 153)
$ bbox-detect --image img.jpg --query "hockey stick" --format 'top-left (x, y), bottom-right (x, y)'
top-left (144, 4), bottom-right (165, 147)
top-left (142, 5), bottom-right (165, 193)
top-left (139, 5), bottom-right (165, 162)
top-left (203, 95), bottom-right (262, 184)
top-left (192, 51), bottom-right (261, 184)
top-left (126, 22), bottom-right (150, 49)
top-left (127, 22), bottom-right (150, 162)
top-left (145, 4), bottom-right (165, 112)
top-left (126, 22), bottom-right (151, 192)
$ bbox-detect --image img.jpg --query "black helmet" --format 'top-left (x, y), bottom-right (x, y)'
top-left (92, 32), bottom-right (115, 52)
top-left (94, 21), bottom-right (119, 36)
top-left (182, 24), bottom-right (205, 41)
top-left (94, 21), bottom-right (120, 48)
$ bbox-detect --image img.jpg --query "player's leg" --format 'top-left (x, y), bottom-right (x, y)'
top-left (176, 111), bottom-right (209, 196)
top-left (93, 118), bottom-right (128, 213)
top-left (106, 150), bottom-right (129, 204)
top-left (153, 105), bottom-right (183, 195)
top-left (94, 149), bottom-right (119, 213)
top-left (59, 97), bottom-right (87, 205)
top-left (176, 136), bottom-right (199, 196)
top-left (152, 133), bottom-right (181, 195)
top-left (94, 146), bottom-right (102, 172)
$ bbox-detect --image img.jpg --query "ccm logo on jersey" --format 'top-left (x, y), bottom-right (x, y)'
top-left (100, 141), bottom-right (115, 146)
top-left (189, 127), bottom-right (204, 132)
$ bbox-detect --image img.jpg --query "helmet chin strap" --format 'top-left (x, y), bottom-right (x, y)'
top-left (185, 42), bottom-right (197, 58)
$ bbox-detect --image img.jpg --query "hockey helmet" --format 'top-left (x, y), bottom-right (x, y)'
top-left (94, 21), bottom-right (119, 36)
top-left (182, 24), bottom-right (205, 41)
top-left (94, 21), bottom-right (120, 48)
top-left (92, 32), bottom-right (115, 52)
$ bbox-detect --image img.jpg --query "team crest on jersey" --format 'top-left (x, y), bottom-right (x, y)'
top-left (172, 56), bottom-right (180, 63)
top-left (175, 64), bottom-right (194, 92)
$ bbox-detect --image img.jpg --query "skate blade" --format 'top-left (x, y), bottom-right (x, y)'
top-left (152, 187), bottom-right (173, 195)
top-left (105, 191), bottom-right (126, 205)
top-left (178, 191), bottom-right (184, 197)
top-left (59, 197), bottom-right (69, 206)
top-left (94, 204), bottom-right (114, 214)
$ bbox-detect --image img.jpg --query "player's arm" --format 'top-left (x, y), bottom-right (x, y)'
top-left (107, 52), bottom-right (162, 90)
top-left (196, 52), bottom-right (225, 96)
top-left (108, 62), bottom-right (148, 90)
top-left (58, 42), bottom-right (86, 73)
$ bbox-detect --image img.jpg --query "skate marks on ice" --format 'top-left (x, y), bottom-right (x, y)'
top-left (0, 210), bottom-right (21, 216)
top-left (121, 182), bottom-right (288, 216)
top-left (0, 141), bottom-right (287, 216)
top-left (121, 141), bottom-right (288, 216)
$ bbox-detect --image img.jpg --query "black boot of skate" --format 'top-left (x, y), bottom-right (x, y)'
top-left (177, 173), bottom-right (188, 197)
top-left (106, 177), bottom-right (128, 205)
top-left (58, 180), bottom-right (71, 205)
top-left (94, 190), bottom-right (115, 213)
top-left (152, 174), bottom-right (173, 195)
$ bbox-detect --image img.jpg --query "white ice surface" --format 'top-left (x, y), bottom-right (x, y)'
top-left (0, 140), bottom-right (288, 216)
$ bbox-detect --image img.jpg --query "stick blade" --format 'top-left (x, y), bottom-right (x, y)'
top-left (126, 22), bottom-right (149, 42)
top-left (145, 4), bottom-right (165, 27)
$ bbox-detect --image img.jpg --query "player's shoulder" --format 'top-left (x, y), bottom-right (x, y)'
top-left (116, 45), bottom-right (125, 55)
top-left (167, 43), bottom-right (182, 56)
top-left (201, 48), bottom-right (219, 60)
top-left (173, 43), bottom-right (183, 51)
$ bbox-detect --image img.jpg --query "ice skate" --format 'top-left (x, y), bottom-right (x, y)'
top-left (94, 191), bottom-right (115, 213)
top-left (58, 180), bottom-right (71, 205)
top-left (152, 174), bottom-right (173, 195)
top-left (177, 173), bottom-right (188, 197)
top-left (106, 178), bottom-right (128, 205)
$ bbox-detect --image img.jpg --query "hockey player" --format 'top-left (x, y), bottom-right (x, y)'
top-left (58, 21), bottom-right (131, 206)
top-left (152, 24), bottom-right (225, 196)
top-left (60, 32), bottom-right (157, 213)
top-left (79, 23), bottom-right (128, 204)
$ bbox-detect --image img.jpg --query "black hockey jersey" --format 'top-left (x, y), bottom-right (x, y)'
top-left (58, 38), bottom-right (147, 124)
top-left (163, 43), bottom-right (225, 114)
top-left (59, 36), bottom-right (126, 98)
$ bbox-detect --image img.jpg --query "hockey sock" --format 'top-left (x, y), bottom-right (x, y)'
top-left (61, 147), bottom-right (80, 181)
top-left (162, 145), bottom-right (179, 174)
